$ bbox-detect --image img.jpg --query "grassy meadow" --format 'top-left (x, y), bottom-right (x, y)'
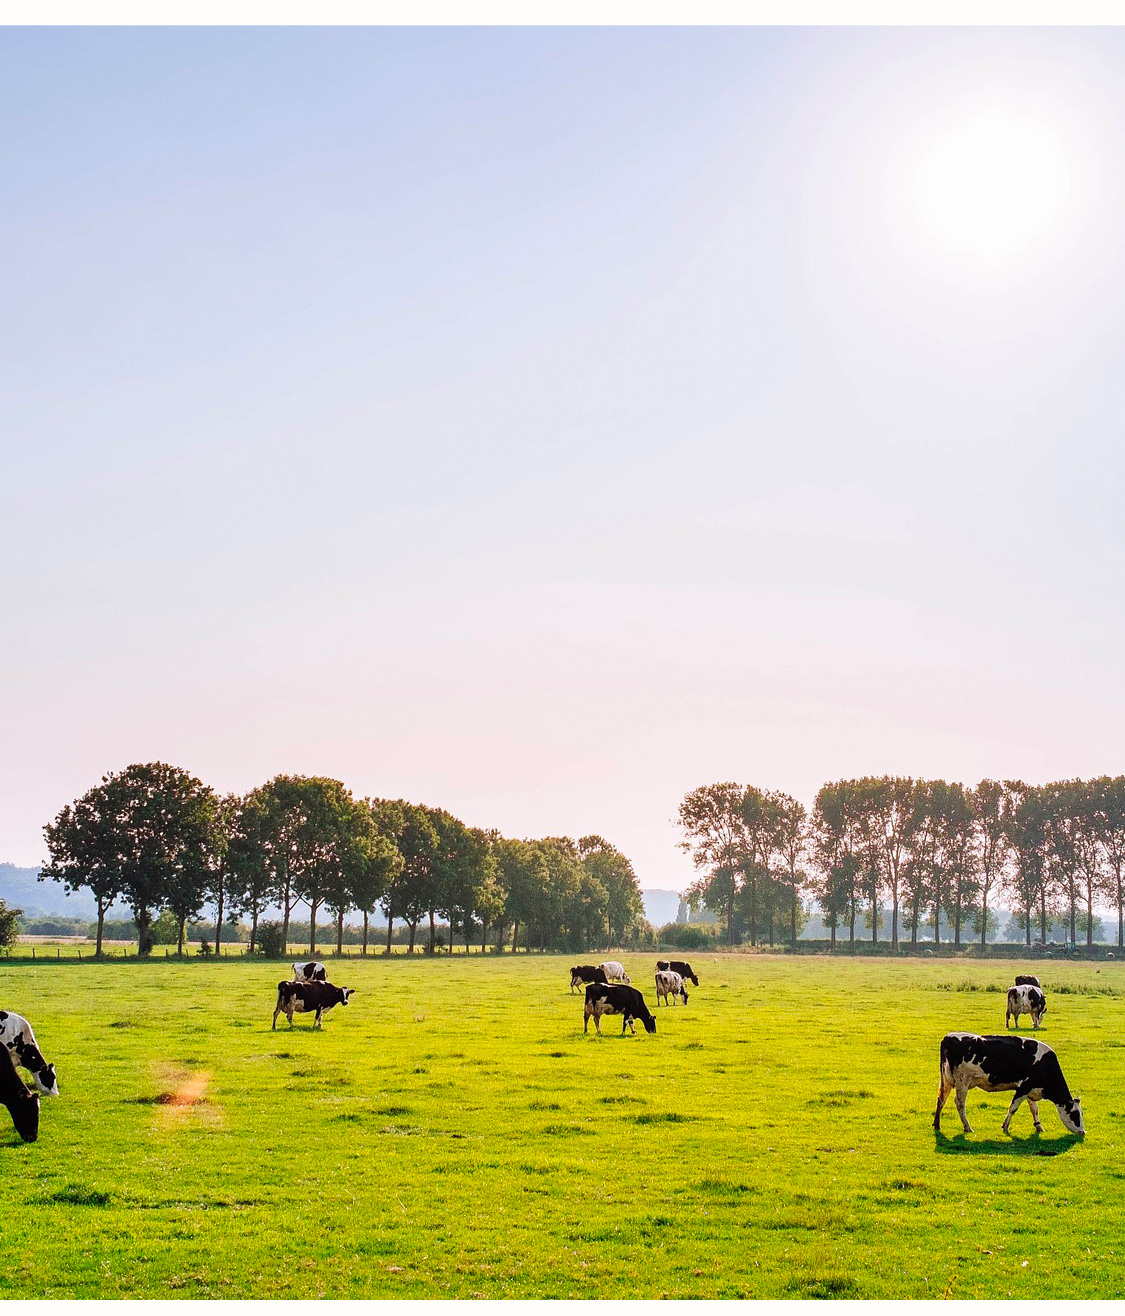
top-left (1, 952), bottom-right (1123, 1299)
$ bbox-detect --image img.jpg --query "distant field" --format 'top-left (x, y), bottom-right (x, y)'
top-left (0, 954), bottom-right (1122, 1298)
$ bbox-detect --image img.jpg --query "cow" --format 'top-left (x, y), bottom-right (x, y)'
top-left (0, 1045), bottom-right (39, 1143)
top-left (1006, 984), bottom-right (1047, 1030)
top-left (597, 961), bottom-right (630, 983)
top-left (657, 959), bottom-right (699, 986)
top-left (292, 961), bottom-right (328, 983)
top-left (583, 983), bottom-right (656, 1036)
top-left (654, 969), bottom-right (688, 1006)
top-left (934, 1032), bottom-right (1084, 1136)
top-left (1014, 974), bottom-right (1041, 988)
top-left (0, 1011), bottom-right (58, 1097)
top-left (272, 981), bottom-right (354, 1029)
top-left (570, 965), bottom-right (608, 994)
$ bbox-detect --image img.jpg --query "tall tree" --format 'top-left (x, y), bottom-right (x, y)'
top-left (1092, 777), bottom-right (1125, 948)
top-left (678, 783), bottom-right (747, 945)
top-left (971, 779), bottom-right (1011, 950)
top-left (770, 792), bottom-right (808, 949)
top-left (349, 800), bottom-right (403, 955)
top-left (42, 790), bottom-right (124, 957)
top-left (577, 836), bottom-right (645, 944)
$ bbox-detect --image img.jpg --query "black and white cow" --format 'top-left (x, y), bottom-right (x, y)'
top-left (656, 959), bottom-right (699, 986)
top-left (583, 983), bottom-right (656, 1036)
top-left (570, 965), bottom-right (608, 994)
top-left (0, 1011), bottom-right (58, 1097)
top-left (934, 1032), bottom-right (1083, 1136)
top-left (1014, 974), bottom-right (1041, 988)
top-left (0, 1044), bottom-right (39, 1143)
top-left (597, 961), bottom-right (630, 983)
top-left (654, 969), bottom-right (688, 1006)
top-left (1006, 984), bottom-right (1047, 1030)
top-left (272, 981), bottom-right (354, 1029)
top-left (292, 961), bottom-right (328, 982)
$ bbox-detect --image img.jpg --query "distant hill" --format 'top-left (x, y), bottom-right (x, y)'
top-left (641, 888), bottom-right (682, 929)
top-left (0, 864), bottom-right (130, 920)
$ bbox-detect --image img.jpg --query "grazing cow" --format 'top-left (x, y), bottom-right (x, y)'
top-left (934, 1032), bottom-right (1084, 1136)
top-left (0, 1045), bottom-right (39, 1143)
top-left (0, 1011), bottom-right (58, 1097)
top-left (1014, 974), bottom-right (1041, 988)
top-left (584, 983), bottom-right (656, 1036)
top-left (1006, 984), bottom-right (1047, 1030)
top-left (292, 961), bottom-right (328, 983)
top-left (597, 961), bottom-right (630, 983)
top-left (654, 969), bottom-right (688, 1006)
top-left (272, 981), bottom-right (354, 1029)
top-left (570, 965), bottom-right (608, 994)
top-left (657, 959), bottom-right (699, 986)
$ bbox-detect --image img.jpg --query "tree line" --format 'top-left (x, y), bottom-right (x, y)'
top-left (41, 763), bottom-right (647, 957)
top-left (677, 777), bottom-right (1125, 951)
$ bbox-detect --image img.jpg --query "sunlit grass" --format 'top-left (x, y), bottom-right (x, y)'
top-left (0, 954), bottom-right (1122, 1298)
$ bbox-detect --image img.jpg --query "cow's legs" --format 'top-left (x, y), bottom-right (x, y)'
top-left (1028, 1098), bottom-right (1043, 1132)
top-left (583, 1011), bottom-right (590, 1034)
top-left (953, 1083), bottom-right (974, 1133)
top-left (314, 1008), bottom-right (323, 1029)
top-left (1006, 1007), bottom-right (1013, 1028)
top-left (1001, 1092), bottom-right (1025, 1134)
top-left (933, 1074), bottom-right (953, 1130)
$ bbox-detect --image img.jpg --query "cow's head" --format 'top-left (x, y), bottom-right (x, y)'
top-left (1059, 1097), bottom-right (1084, 1136)
top-left (681, 989), bottom-right (689, 1004)
top-left (3, 1082), bottom-right (40, 1143)
top-left (35, 1064), bottom-right (58, 1098)
top-left (570, 971), bottom-right (584, 987)
top-left (341, 988), bottom-right (355, 1005)
top-left (621, 973), bottom-right (631, 984)
top-left (643, 1017), bottom-right (657, 1034)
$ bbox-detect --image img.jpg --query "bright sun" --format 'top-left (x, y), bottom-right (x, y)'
top-left (910, 109), bottom-right (1074, 263)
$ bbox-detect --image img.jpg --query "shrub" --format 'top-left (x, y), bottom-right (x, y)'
top-left (657, 922), bottom-right (715, 950)
top-left (256, 922), bottom-right (287, 958)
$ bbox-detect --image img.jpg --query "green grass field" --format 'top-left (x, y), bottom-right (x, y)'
top-left (1, 953), bottom-right (1122, 1299)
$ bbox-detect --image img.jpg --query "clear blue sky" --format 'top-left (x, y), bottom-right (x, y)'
top-left (4, 27), bottom-right (1125, 888)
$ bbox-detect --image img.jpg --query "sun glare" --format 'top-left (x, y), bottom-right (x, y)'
top-left (910, 109), bottom-right (1074, 263)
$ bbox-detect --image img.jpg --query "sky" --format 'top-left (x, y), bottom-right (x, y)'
top-left (4, 26), bottom-right (1125, 890)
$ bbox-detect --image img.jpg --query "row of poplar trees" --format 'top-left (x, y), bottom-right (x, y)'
top-left (677, 777), bottom-right (1125, 950)
top-left (41, 763), bottom-right (646, 957)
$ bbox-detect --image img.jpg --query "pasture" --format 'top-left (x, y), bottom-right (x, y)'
top-left (1, 953), bottom-right (1123, 1299)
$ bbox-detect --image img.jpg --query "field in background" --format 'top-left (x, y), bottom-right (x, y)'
top-left (0, 954), bottom-right (1122, 1298)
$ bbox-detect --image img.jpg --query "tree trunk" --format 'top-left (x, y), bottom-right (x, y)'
top-left (980, 893), bottom-right (988, 949)
top-left (892, 895), bottom-right (899, 950)
top-left (336, 908), bottom-right (345, 955)
top-left (362, 911), bottom-right (369, 956)
top-left (408, 918), bottom-right (417, 954)
top-left (934, 903), bottom-right (941, 948)
top-left (428, 910), bottom-right (435, 954)
top-left (136, 908), bottom-right (154, 957)
top-left (790, 888), bottom-right (797, 949)
top-left (177, 915), bottom-right (186, 956)
top-left (1039, 893), bottom-right (1048, 945)
top-left (848, 903), bottom-right (855, 945)
top-left (215, 881), bottom-right (225, 959)
top-left (309, 899), bottom-right (319, 956)
top-left (386, 902), bottom-right (393, 955)
top-left (250, 907), bottom-right (259, 954)
top-left (95, 900), bottom-right (107, 958)
top-left (512, 920), bottom-right (519, 953)
top-left (910, 896), bottom-right (918, 948)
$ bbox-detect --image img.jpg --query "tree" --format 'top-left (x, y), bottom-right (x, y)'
top-left (0, 900), bottom-right (21, 951)
top-left (375, 802), bottom-right (440, 954)
top-left (495, 836), bottom-right (547, 953)
top-left (678, 783), bottom-right (747, 945)
top-left (227, 792), bottom-right (284, 952)
top-left (1092, 777), bottom-right (1125, 948)
top-left (44, 763), bottom-right (213, 956)
top-left (206, 794), bottom-right (239, 959)
top-left (811, 782), bottom-right (861, 947)
top-left (1006, 782), bottom-right (1048, 946)
top-left (577, 836), bottom-right (645, 944)
top-left (349, 800), bottom-right (403, 955)
top-left (972, 780), bottom-right (1011, 950)
top-left (769, 792), bottom-right (808, 949)
top-left (42, 789), bottom-right (125, 957)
